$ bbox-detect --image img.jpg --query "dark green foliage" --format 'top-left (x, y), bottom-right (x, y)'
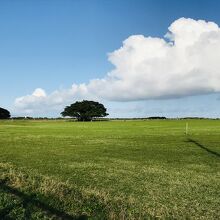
top-left (147, 116), bottom-right (166, 119)
top-left (0, 107), bottom-right (10, 119)
top-left (61, 100), bottom-right (108, 121)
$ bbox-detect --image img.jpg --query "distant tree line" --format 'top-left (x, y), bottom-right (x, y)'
top-left (147, 116), bottom-right (166, 119)
top-left (1, 101), bottom-right (220, 121)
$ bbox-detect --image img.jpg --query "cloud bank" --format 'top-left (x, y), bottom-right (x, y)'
top-left (15, 18), bottom-right (220, 114)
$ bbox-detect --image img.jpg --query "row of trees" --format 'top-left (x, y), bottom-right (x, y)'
top-left (0, 100), bottom-right (108, 121)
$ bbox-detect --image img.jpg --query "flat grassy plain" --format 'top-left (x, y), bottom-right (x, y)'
top-left (0, 119), bottom-right (219, 219)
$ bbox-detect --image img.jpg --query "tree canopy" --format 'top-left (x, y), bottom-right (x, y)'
top-left (0, 107), bottom-right (11, 119)
top-left (61, 100), bottom-right (108, 121)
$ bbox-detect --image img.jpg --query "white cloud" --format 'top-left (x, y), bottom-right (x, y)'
top-left (14, 85), bottom-right (94, 114)
top-left (14, 17), bottom-right (220, 115)
top-left (32, 88), bottom-right (47, 97)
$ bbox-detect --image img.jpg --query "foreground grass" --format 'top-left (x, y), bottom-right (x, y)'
top-left (0, 119), bottom-right (219, 219)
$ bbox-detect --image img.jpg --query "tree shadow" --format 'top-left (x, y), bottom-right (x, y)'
top-left (187, 138), bottom-right (220, 158)
top-left (0, 179), bottom-right (88, 220)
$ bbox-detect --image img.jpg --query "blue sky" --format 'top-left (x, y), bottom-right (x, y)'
top-left (1, 0), bottom-right (220, 117)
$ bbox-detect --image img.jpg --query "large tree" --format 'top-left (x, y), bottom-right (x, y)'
top-left (61, 100), bottom-right (108, 121)
top-left (0, 107), bottom-right (11, 119)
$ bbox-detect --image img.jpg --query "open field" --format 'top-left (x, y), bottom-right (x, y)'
top-left (0, 119), bottom-right (219, 219)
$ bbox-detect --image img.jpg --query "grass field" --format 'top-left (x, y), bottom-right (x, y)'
top-left (0, 119), bottom-right (219, 219)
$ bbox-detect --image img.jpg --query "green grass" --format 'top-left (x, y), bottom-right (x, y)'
top-left (0, 119), bottom-right (219, 219)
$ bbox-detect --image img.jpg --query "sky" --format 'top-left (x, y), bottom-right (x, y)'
top-left (1, 0), bottom-right (220, 118)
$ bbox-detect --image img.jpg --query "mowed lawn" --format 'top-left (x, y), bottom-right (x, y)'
top-left (0, 120), bottom-right (219, 219)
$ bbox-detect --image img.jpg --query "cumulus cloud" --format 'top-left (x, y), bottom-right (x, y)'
top-left (14, 17), bottom-right (220, 114)
top-left (14, 85), bottom-right (94, 114)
